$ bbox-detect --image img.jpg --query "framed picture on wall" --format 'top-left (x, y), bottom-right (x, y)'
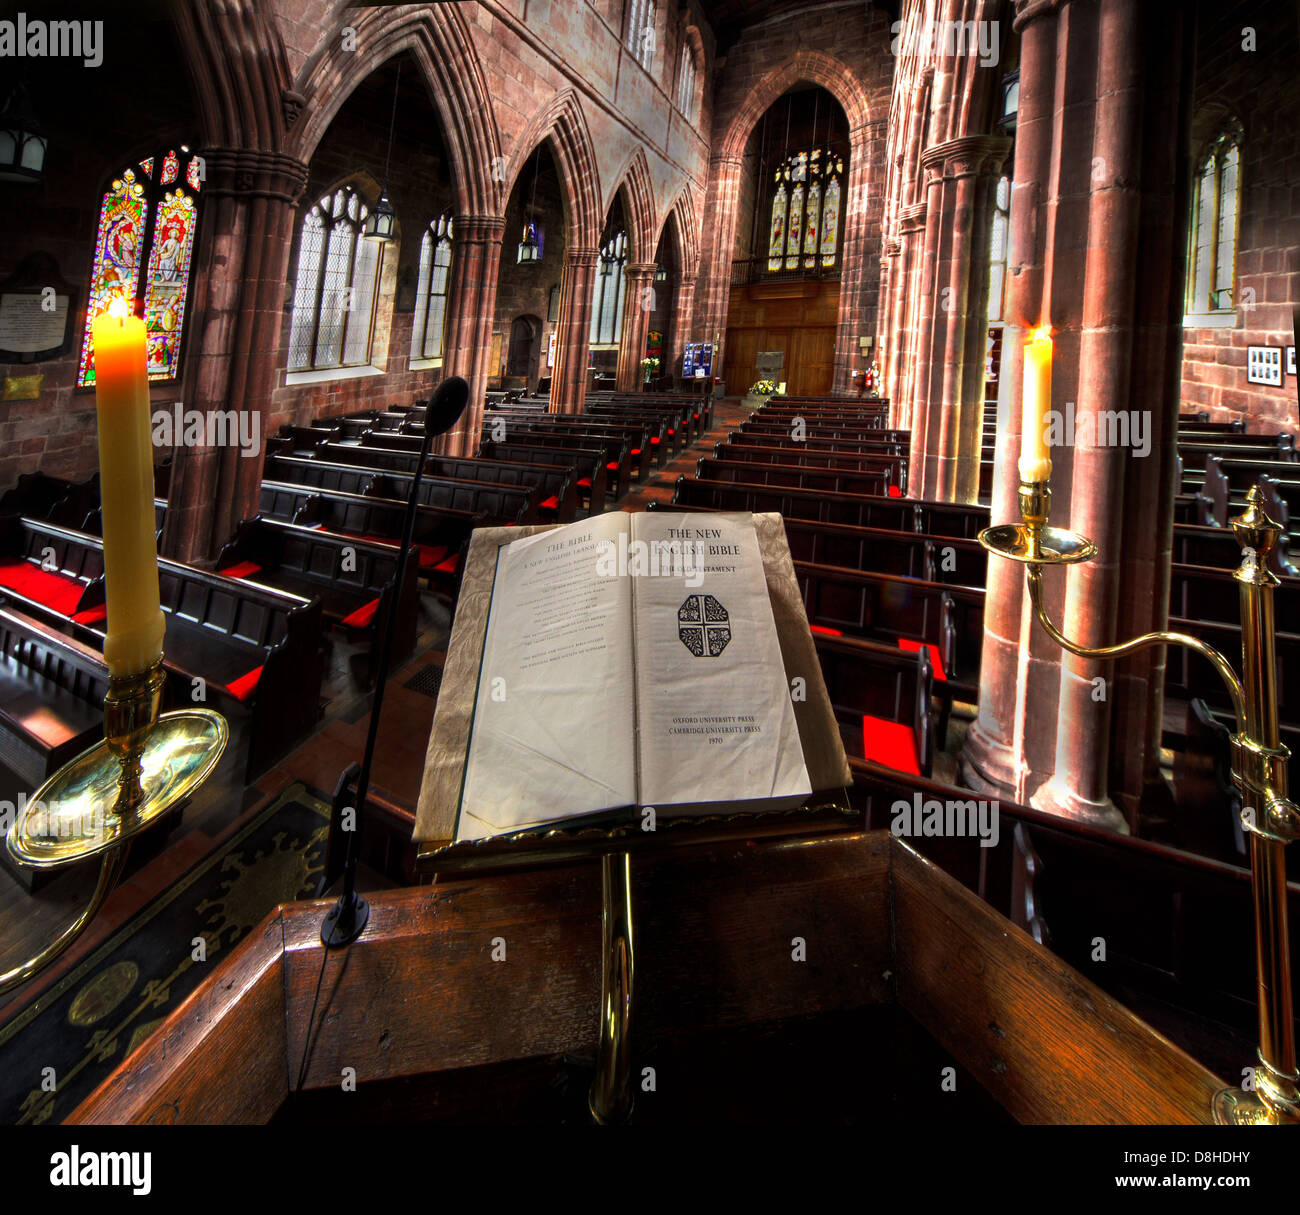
top-left (1287, 346), bottom-right (1296, 377)
top-left (1247, 346), bottom-right (1283, 386)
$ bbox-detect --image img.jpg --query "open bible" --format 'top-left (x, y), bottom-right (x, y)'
top-left (451, 511), bottom-right (812, 842)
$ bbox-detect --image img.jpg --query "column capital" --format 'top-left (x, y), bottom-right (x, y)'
top-left (1014, 0), bottom-right (1063, 33)
top-left (624, 262), bottom-right (658, 279)
top-left (453, 214), bottom-right (507, 243)
top-left (564, 247), bottom-right (601, 267)
top-left (920, 135), bottom-right (1013, 180)
top-left (198, 148), bottom-right (309, 203)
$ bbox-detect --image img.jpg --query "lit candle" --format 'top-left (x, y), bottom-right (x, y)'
top-left (1018, 326), bottom-right (1053, 484)
top-left (91, 299), bottom-right (165, 678)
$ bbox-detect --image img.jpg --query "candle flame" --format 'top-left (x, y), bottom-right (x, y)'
top-left (1032, 326), bottom-right (1052, 342)
top-left (107, 297), bottom-right (129, 321)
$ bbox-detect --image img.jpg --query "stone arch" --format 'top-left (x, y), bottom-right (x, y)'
top-left (664, 184), bottom-right (702, 279)
top-left (287, 5), bottom-right (501, 217)
top-left (605, 147), bottom-right (657, 264)
top-left (718, 50), bottom-right (874, 164)
top-left (503, 90), bottom-right (603, 251)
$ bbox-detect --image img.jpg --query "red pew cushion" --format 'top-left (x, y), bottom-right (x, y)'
top-left (861, 715), bottom-right (921, 775)
top-left (540, 495), bottom-right (560, 511)
top-left (71, 604), bottom-right (108, 625)
top-left (631, 448), bottom-right (642, 456)
top-left (415, 544), bottom-right (452, 571)
top-left (810, 624), bottom-right (843, 637)
top-left (606, 462), bottom-right (619, 472)
top-left (887, 485), bottom-right (902, 498)
top-left (226, 665), bottom-right (264, 702)
top-left (650, 436), bottom-right (660, 445)
top-left (898, 638), bottom-right (947, 682)
top-left (341, 598), bottom-right (380, 630)
top-left (577, 477), bottom-right (592, 488)
top-left (219, 560), bottom-right (262, 580)
top-left (0, 559), bottom-right (85, 616)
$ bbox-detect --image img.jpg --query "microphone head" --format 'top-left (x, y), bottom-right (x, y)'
top-left (424, 377), bottom-right (471, 438)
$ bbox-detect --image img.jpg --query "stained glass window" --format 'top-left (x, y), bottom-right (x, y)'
top-left (627, 0), bottom-right (656, 70)
top-left (590, 230), bottom-right (627, 347)
top-left (1186, 120), bottom-right (1243, 316)
top-left (287, 184), bottom-right (384, 372)
top-left (412, 214), bottom-right (454, 362)
top-left (78, 149), bottom-right (203, 387)
top-left (767, 182), bottom-right (787, 272)
top-left (763, 147), bottom-right (844, 277)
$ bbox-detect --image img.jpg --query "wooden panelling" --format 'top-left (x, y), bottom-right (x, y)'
top-left (724, 280), bottom-right (840, 397)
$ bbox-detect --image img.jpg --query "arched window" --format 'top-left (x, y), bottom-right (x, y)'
top-left (287, 184), bottom-right (383, 372)
top-left (987, 176), bottom-right (1010, 322)
top-left (627, 0), bottom-right (657, 70)
top-left (590, 230), bottom-right (628, 347)
top-left (766, 148), bottom-right (844, 274)
top-left (1187, 122), bottom-right (1243, 317)
top-left (676, 43), bottom-right (698, 118)
top-left (411, 214), bottom-right (453, 363)
top-left (77, 148), bottom-right (203, 387)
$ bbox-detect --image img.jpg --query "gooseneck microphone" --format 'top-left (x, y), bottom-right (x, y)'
top-left (322, 377), bottom-right (471, 946)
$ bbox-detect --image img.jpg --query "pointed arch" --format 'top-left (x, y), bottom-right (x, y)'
top-left (288, 5), bottom-right (501, 217)
top-left (503, 90), bottom-right (602, 251)
top-left (605, 147), bottom-right (657, 265)
top-left (719, 51), bottom-right (874, 164)
top-left (665, 184), bottom-right (702, 280)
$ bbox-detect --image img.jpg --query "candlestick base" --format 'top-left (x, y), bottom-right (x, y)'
top-left (4, 709), bottom-right (228, 868)
top-left (978, 522), bottom-right (1097, 565)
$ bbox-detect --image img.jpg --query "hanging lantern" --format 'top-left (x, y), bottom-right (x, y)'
top-left (0, 84), bottom-right (48, 184)
top-left (363, 186), bottom-right (396, 243)
top-left (517, 219), bottom-right (540, 264)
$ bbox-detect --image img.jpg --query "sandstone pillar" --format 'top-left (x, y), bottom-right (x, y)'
top-left (442, 215), bottom-right (506, 456)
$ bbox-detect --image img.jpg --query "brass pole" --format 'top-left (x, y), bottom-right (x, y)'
top-left (589, 850), bottom-right (635, 1124)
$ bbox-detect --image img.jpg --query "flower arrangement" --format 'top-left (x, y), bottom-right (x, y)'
top-left (640, 355), bottom-right (660, 384)
top-left (750, 379), bottom-right (777, 395)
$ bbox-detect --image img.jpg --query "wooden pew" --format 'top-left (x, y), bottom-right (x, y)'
top-left (216, 518), bottom-right (418, 683)
top-left (794, 560), bottom-right (985, 739)
top-left (1168, 562), bottom-right (1300, 626)
top-left (265, 454), bottom-right (539, 525)
top-left (0, 518), bottom-right (325, 779)
top-left (695, 455), bottom-right (901, 498)
top-left (257, 483), bottom-right (485, 583)
top-left (813, 633), bottom-right (935, 776)
top-left (0, 606), bottom-right (108, 786)
top-left (482, 414), bottom-right (657, 480)
top-left (715, 439), bottom-right (909, 471)
top-left (477, 439), bottom-right (615, 512)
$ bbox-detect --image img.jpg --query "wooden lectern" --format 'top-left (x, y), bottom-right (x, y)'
top-left (68, 828), bottom-right (1222, 1124)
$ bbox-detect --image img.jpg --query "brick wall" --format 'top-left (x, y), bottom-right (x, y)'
top-left (1180, 0), bottom-right (1300, 431)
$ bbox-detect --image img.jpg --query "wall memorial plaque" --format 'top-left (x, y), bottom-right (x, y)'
top-left (1246, 346), bottom-right (1282, 387)
top-left (0, 253), bottom-right (76, 363)
top-left (756, 350), bottom-right (784, 373)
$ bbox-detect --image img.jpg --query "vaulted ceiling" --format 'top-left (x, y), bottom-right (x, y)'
top-left (698, 0), bottom-right (900, 52)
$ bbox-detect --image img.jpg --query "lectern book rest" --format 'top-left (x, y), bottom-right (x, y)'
top-left (415, 512), bottom-right (852, 852)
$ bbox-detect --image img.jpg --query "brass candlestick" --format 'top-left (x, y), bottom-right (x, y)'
top-left (980, 481), bottom-right (1299, 1125)
top-left (0, 657), bottom-right (227, 995)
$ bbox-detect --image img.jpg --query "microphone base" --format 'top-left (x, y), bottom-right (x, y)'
top-left (320, 890), bottom-right (370, 947)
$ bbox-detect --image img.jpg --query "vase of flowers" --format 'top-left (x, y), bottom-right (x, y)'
top-left (640, 355), bottom-right (660, 386)
top-left (750, 379), bottom-right (777, 396)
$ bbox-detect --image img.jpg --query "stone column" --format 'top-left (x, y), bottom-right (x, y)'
top-left (892, 203), bottom-right (927, 431)
top-left (693, 153), bottom-right (744, 351)
top-left (162, 148), bottom-right (307, 566)
top-left (616, 263), bottom-right (658, 391)
top-left (961, 0), bottom-right (1188, 830)
top-left (915, 136), bottom-right (1011, 501)
top-left (442, 215), bottom-right (506, 457)
top-left (960, 0), bottom-right (1061, 807)
top-left (906, 159), bottom-right (946, 497)
top-left (552, 248), bottom-right (599, 413)
top-left (668, 274), bottom-right (697, 382)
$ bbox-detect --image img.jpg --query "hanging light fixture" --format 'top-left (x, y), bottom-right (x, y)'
top-left (0, 84), bottom-right (47, 185)
top-left (517, 147), bottom-right (543, 264)
top-left (654, 264), bottom-right (667, 284)
top-left (364, 61), bottom-right (401, 242)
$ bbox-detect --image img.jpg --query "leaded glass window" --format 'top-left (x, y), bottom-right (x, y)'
top-left (627, 0), bottom-right (656, 70)
top-left (764, 147), bottom-right (844, 276)
top-left (676, 44), bottom-right (697, 118)
top-left (1186, 122), bottom-right (1243, 316)
top-left (412, 214), bottom-right (454, 362)
top-left (288, 185), bottom-right (383, 372)
top-left (78, 148), bottom-right (203, 386)
top-left (590, 230), bottom-right (627, 347)
top-left (987, 175), bottom-right (1010, 323)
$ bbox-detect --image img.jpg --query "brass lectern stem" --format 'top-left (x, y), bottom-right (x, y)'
top-left (590, 849), bottom-right (634, 1124)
